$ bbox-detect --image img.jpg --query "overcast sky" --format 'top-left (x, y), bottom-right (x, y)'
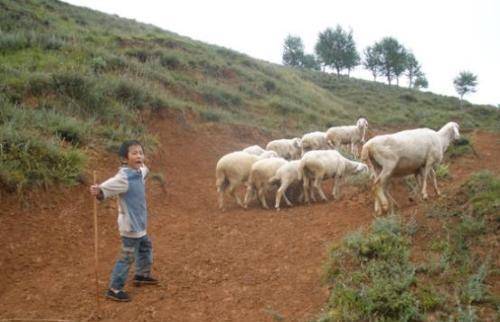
top-left (64, 0), bottom-right (499, 106)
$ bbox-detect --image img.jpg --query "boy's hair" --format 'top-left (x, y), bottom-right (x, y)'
top-left (118, 140), bottom-right (144, 159)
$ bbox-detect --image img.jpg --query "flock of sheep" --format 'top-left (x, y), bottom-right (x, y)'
top-left (215, 118), bottom-right (461, 215)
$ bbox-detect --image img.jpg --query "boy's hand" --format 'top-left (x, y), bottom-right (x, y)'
top-left (90, 184), bottom-right (101, 196)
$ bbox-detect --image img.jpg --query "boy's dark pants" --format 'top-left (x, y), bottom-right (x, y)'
top-left (109, 235), bottom-right (153, 290)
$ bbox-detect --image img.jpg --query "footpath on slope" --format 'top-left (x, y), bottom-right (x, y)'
top-left (0, 114), bottom-right (498, 322)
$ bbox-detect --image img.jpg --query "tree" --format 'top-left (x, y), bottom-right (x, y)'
top-left (282, 35), bottom-right (305, 67)
top-left (405, 52), bottom-right (421, 88)
top-left (371, 37), bottom-right (407, 85)
top-left (453, 71), bottom-right (478, 107)
top-left (414, 72), bottom-right (428, 89)
top-left (315, 25), bottom-right (359, 77)
top-left (343, 30), bottom-right (360, 77)
top-left (301, 54), bottom-right (321, 71)
top-left (363, 46), bottom-right (380, 81)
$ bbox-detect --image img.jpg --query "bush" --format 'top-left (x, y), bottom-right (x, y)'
top-left (0, 129), bottom-right (86, 191)
top-left (199, 110), bottom-right (222, 122)
top-left (91, 56), bottom-right (107, 74)
top-left (159, 53), bottom-right (183, 69)
top-left (112, 79), bottom-right (149, 109)
top-left (321, 216), bottom-right (420, 321)
top-left (51, 72), bottom-right (89, 100)
top-left (0, 31), bottom-right (29, 53)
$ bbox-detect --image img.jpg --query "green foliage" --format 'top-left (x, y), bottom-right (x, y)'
top-left (282, 35), bottom-right (304, 67)
top-left (464, 171), bottom-right (500, 216)
top-left (454, 71), bottom-right (478, 102)
top-left (315, 25), bottom-right (360, 76)
top-left (321, 216), bottom-right (420, 321)
top-left (0, 128), bottom-right (86, 191)
top-left (435, 163), bottom-right (450, 179)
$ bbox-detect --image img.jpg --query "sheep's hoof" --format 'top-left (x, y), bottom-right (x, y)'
top-left (276, 207), bottom-right (281, 212)
top-left (422, 195), bottom-right (428, 201)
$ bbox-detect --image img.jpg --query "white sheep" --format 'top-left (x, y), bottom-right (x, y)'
top-left (361, 122), bottom-right (460, 215)
top-left (299, 150), bottom-right (368, 203)
top-left (265, 138), bottom-right (302, 160)
top-left (268, 160), bottom-right (303, 210)
top-left (242, 145), bottom-right (266, 156)
top-left (243, 157), bottom-right (288, 209)
top-left (215, 150), bottom-right (278, 210)
top-left (326, 118), bottom-right (368, 157)
top-left (300, 131), bottom-right (331, 155)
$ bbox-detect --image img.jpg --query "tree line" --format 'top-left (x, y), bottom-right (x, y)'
top-left (283, 25), bottom-right (479, 101)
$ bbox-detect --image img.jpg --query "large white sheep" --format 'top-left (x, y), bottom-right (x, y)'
top-left (243, 157), bottom-right (288, 209)
top-left (268, 160), bottom-right (303, 210)
top-left (242, 145), bottom-right (266, 156)
top-left (265, 138), bottom-right (302, 160)
top-left (361, 122), bottom-right (460, 215)
top-left (299, 150), bottom-right (368, 203)
top-left (215, 150), bottom-right (278, 210)
top-left (326, 118), bottom-right (368, 157)
top-left (300, 131), bottom-right (331, 155)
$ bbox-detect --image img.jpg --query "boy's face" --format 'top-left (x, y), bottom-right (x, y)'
top-left (126, 144), bottom-right (144, 170)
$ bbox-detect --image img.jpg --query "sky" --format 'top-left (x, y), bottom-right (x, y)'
top-left (63, 0), bottom-right (500, 106)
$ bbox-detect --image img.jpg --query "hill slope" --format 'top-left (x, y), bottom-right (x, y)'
top-left (1, 0), bottom-right (499, 192)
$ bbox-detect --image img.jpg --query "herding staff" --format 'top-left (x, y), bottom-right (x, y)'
top-left (92, 171), bottom-right (100, 315)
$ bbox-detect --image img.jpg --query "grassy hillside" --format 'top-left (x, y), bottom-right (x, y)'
top-left (317, 171), bottom-right (499, 321)
top-left (0, 0), bottom-right (499, 191)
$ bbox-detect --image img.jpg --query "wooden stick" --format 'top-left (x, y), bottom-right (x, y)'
top-left (92, 171), bottom-right (100, 314)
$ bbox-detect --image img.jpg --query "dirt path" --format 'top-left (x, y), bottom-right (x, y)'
top-left (0, 117), bottom-right (498, 322)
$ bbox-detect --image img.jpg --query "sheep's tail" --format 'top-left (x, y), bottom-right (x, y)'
top-left (215, 167), bottom-right (229, 193)
top-left (298, 159), bottom-right (314, 180)
top-left (360, 142), bottom-right (376, 182)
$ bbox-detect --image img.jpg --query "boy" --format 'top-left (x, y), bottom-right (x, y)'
top-left (90, 140), bottom-right (158, 302)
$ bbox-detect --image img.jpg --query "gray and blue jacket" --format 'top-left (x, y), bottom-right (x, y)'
top-left (99, 165), bottom-right (149, 238)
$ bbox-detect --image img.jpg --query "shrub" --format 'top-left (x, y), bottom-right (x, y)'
top-left (91, 56), bottom-right (107, 74)
top-left (51, 72), bottom-right (89, 100)
top-left (199, 110), bottom-right (222, 122)
top-left (321, 216), bottom-right (420, 321)
top-left (26, 73), bottom-right (52, 96)
top-left (159, 53), bottom-right (183, 69)
top-left (0, 129), bottom-right (86, 191)
top-left (0, 31), bottom-right (29, 53)
top-left (112, 79), bottom-right (149, 109)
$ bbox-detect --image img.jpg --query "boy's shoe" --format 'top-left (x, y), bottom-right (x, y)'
top-left (105, 289), bottom-right (131, 302)
top-left (133, 275), bottom-right (159, 286)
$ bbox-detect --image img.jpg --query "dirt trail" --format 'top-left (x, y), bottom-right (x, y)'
top-left (0, 116), bottom-right (498, 322)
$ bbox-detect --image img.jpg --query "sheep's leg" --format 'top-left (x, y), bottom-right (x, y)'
top-left (314, 177), bottom-right (328, 201)
top-left (421, 162), bottom-right (433, 200)
top-left (376, 165), bottom-right (393, 214)
top-left (228, 182), bottom-right (244, 208)
top-left (303, 176), bottom-right (311, 203)
top-left (283, 191), bottom-right (293, 207)
top-left (331, 176), bottom-right (343, 200)
top-left (430, 168), bottom-right (441, 196)
top-left (243, 184), bottom-right (255, 208)
top-left (275, 181), bottom-right (287, 210)
top-left (257, 186), bottom-right (269, 209)
top-left (217, 192), bottom-right (225, 210)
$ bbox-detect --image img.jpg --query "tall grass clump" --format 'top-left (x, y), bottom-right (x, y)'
top-left (319, 215), bottom-right (420, 321)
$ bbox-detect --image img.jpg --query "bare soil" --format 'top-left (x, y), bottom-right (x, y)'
top-left (0, 115), bottom-right (498, 322)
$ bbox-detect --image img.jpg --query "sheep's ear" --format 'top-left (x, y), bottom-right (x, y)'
top-left (453, 125), bottom-right (460, 138)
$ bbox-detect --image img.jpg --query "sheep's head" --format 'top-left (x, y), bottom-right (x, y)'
top-left (451, 122), bottom-right (460, 140)
top-left (260, 150), bottom-right (279, 159)
top-left (355, 162), bottom-right (368, 173)
top-left (293, 137), bottom-right (302, 149)
top-left (357, 118), bottom-right (369, 129)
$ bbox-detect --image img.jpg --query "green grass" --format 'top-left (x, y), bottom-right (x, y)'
top-left (317, 172), bottom-right (499, 321)
top-left (0, 0), bottom-right (499, 192)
